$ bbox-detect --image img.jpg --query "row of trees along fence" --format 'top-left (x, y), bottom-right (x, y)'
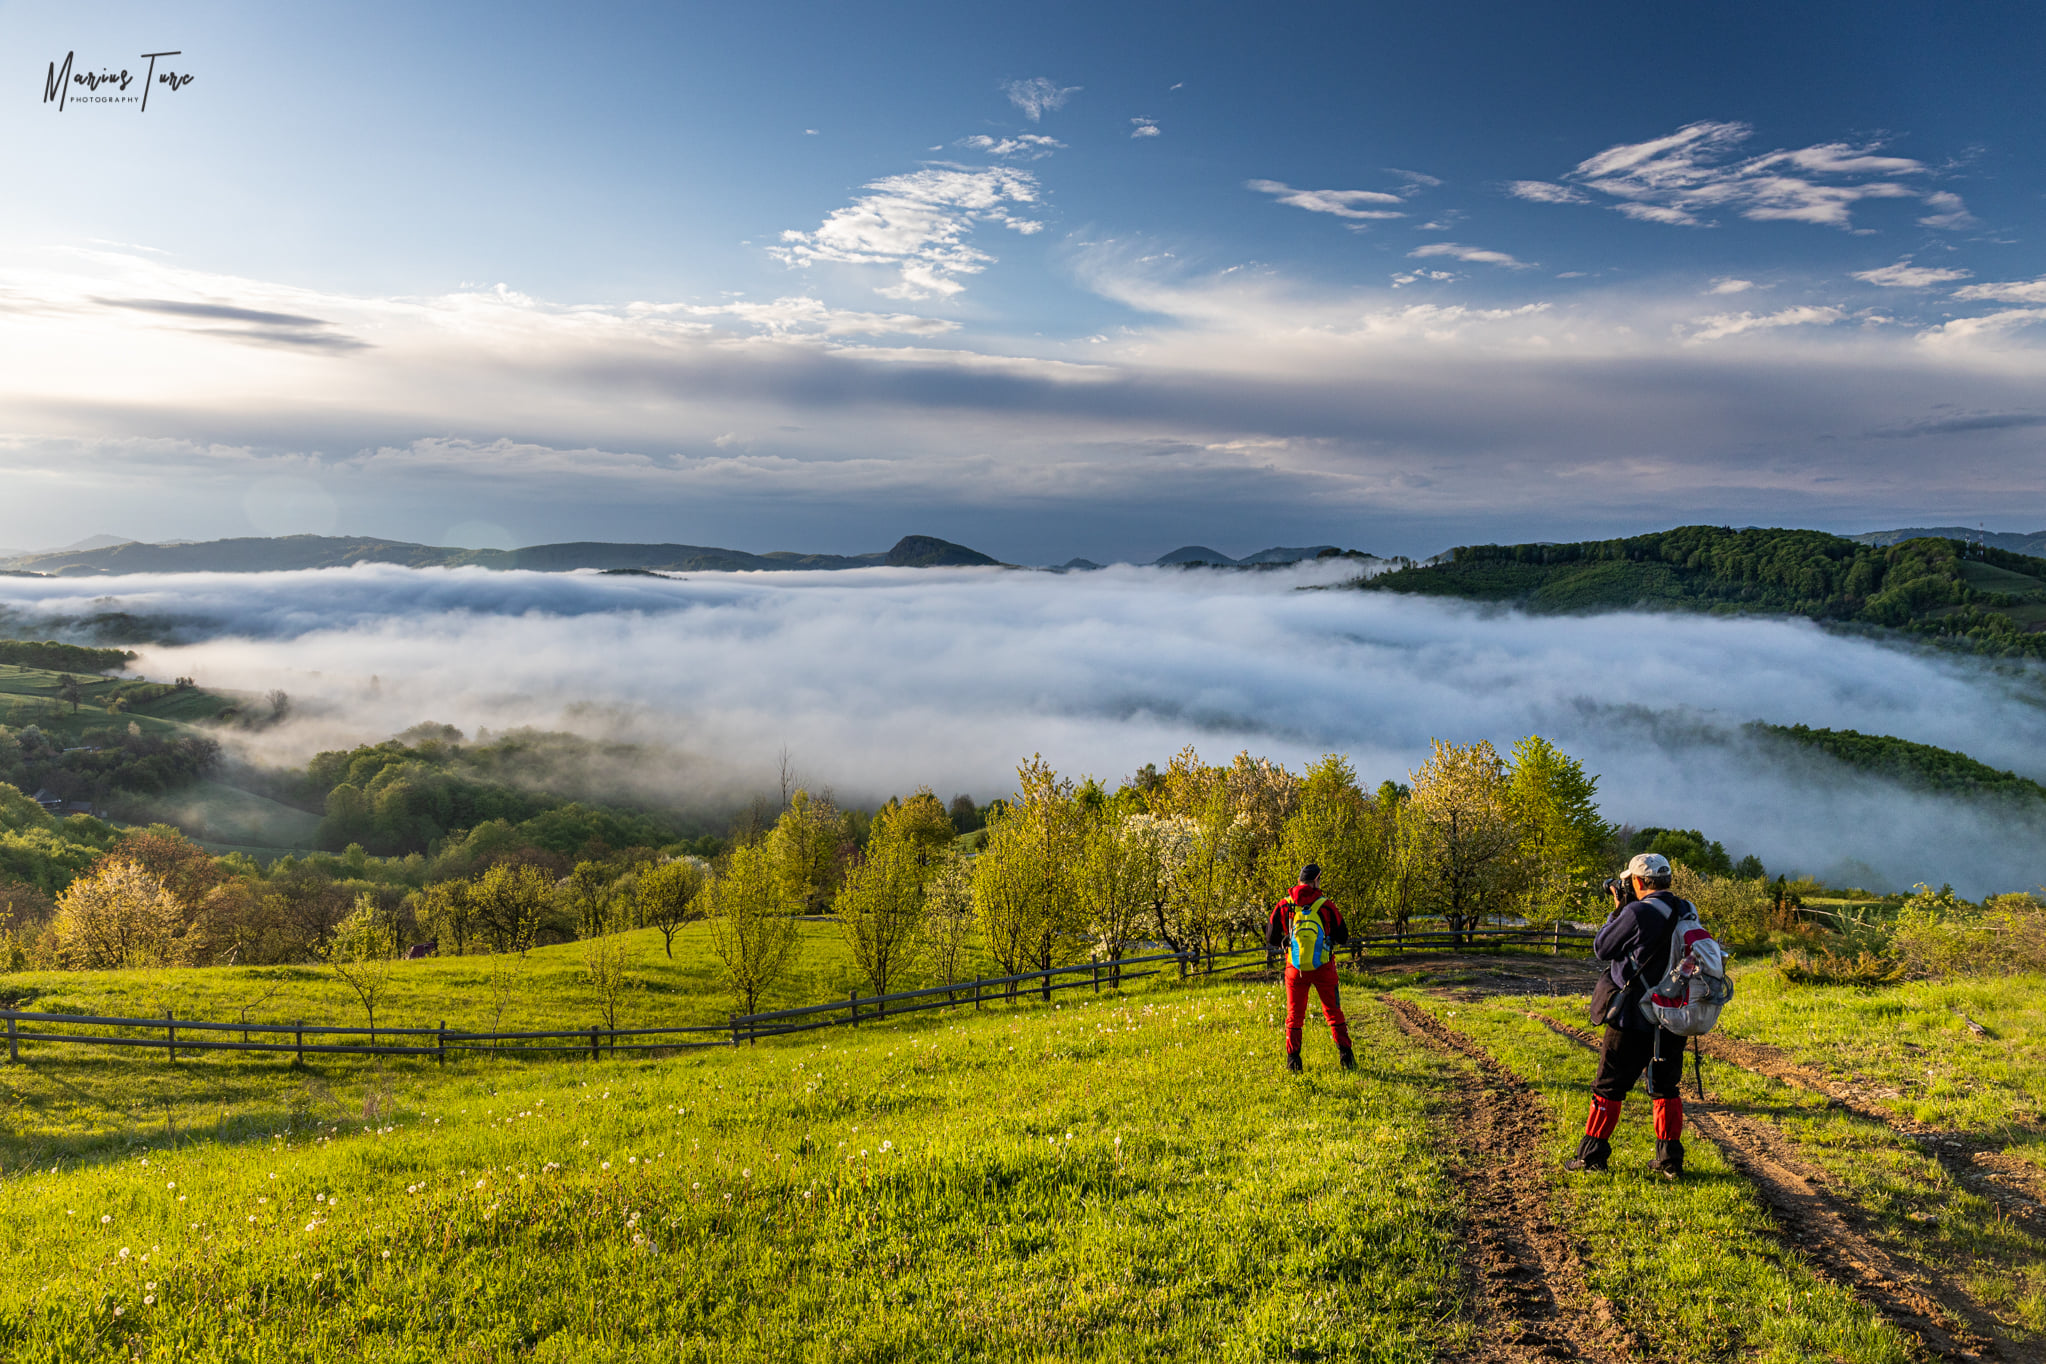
top-left (18, 739), bottom-right (1614, 1056)
top-left (1, 921), bottom-right (1591, 1062)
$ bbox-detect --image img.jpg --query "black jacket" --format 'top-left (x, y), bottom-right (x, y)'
top-left (1593, 891), bottom-right (1685, 1031)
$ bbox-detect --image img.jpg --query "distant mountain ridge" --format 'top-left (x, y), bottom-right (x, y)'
top-left (0, 533), bottom-right (1001, 576)
top-left (1853, 527), bottom-right (2046, 556)
top-left (1151, 544), bottom-right (1345, 567)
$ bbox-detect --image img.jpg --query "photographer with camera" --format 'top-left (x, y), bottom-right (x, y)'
top-left (1565, 852), bottom-right (1694, 1179)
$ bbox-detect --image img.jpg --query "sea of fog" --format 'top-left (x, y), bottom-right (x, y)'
top-left (4, 561), bottom-right (2044, 897)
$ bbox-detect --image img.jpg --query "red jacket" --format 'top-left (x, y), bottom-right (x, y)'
top-left (1265, 883), bottom-right (1349, 952)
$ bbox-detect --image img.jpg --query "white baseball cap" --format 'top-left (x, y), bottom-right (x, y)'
top-left (1625, 852), bottom-right (1671, 879)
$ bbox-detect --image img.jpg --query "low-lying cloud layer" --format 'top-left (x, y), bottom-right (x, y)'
top-left (5, 565), bottom-right (2044, 896)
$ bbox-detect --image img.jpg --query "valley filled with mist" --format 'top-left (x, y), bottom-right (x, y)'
top-left (3, 556), bottom-right (2043, 896)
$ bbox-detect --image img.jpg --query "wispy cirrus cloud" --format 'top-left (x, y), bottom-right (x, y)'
top-left (1408, 242), bottom-right (1530, 268)
top-left (1852, 261), bottom-right (1973, 288)
top-left (1130, 117), bottom-right (1160, 139)
top-left (1522, 121), bottom-right (1967, 231)
top-left (1247, 179), bottom-right (1405, 221)
top-left (770, 166), bottom-right (1043, 299)
top-left (1001, 77), bottom-right (1079, 122)
top-left (959, 134), bottom-right (1064, 160)
top-left (1707, 278), bottom-right (1758, 294)
top-left (1954, 276), bottom-right (2046, 304)
top-left (1683, 304), bottom-right (1844, 343)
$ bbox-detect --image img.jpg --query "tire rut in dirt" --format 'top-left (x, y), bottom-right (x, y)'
top-left (1527, 1010), bottom-right (2011, 1362)
top-left (1383, 996), bottom-right (1637, 1363)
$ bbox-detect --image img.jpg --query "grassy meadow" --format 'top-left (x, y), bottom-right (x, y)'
top-left (2, 948), bottom-right (2041, 1360)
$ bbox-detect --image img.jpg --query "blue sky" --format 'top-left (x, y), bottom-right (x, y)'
top-left (2, 0), bottom-right (2043, 561)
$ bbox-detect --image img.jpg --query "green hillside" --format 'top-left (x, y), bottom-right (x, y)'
top-left (1359, 526), bottom-right (2046, 659)
top-left (1752, 723), bottom-right (2046, 803)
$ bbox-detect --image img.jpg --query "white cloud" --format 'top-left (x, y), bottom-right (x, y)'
top-left (1917, 191), bottom-right (1978, 230)
top-left (771, 166), bottom-right (1043, 298)
top-left (1852, 261), bottom-right (1973, 288)
top-left (1953, 276), bottom-right (2046, 304)
top-left (1384, 168), bottom-right (1443, 193)
top-left (1684, 305), bottom-right (1843, 343)
top-left (6, 566), bottom-right (2044, 895)
top-left (1390, 270), bottom-right (1457, 287)
top-left (1246, 180), bottom-right (1404, 221)
top-left (1002, 77), bottom-right (1079, 122)
top-left (1707, 278), bottom-right (1757, 294)
top-left (682, 296), bottom-right (959, 336)
top-left (1528, 120), bottom-right (1961, 231)
top-left (1130, 118), bottom-right (1160, 139)
top-left (960, 134), bottom-right (1064, 160)
top-left (1507, 180), bottom-right (1587, 205)
top-left (1408, 242), bottom-right (1530, 269)
top-left (1916, 308), bottom-right (2046, 346)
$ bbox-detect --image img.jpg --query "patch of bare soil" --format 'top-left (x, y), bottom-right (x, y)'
top-left (1360, 952), bottom-right (1609, 1000)
top-left (1528, 1011), bottom-right (2015, 1362)
top-left (1382, 996), bottom-right (1638, 1363)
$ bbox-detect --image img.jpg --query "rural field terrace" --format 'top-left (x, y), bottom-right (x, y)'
top-left (0, 961), bottom-right (1949, 1364)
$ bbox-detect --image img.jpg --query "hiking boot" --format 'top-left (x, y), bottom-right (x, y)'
top-left (1563, 1136), bottom-right (1610, 1173)
top-left (1653, 1138), bottom-right (1685, 1180)
top-left (1339, 1046), bottom-right (1357, 1071)
top-left (1285, 1051), bottom-right (1304, 1073)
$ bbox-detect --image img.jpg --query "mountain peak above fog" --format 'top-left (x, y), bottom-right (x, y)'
top-left (1151, 544), bottom-right (1343, 567)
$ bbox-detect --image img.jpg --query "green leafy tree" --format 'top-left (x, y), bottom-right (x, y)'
top-left (1409, 739), bottom-right (1522, 944)
top-left (326, 895), bottom-right (401, 1043)
top-left (836, 801), bottom-right (934, 999)
top-left (1504, 735), bottom-right (1611, 924)
top-left (52, 858), bottom-right (194, 968)
top-left (1077, 809), bottom-right (1162, 967)
top-left (415, 878), bottom-right (478, 955)
top-left (973, 756), bottom-right (1088, 984)
top-left (635, 858), bottom-right (705, 959)
top-left (1272, 754), bottom-right (1378, 925)
top-left (559, 860), bottom-right (614, 940)
top-left (766, 788), bottom-right (844, 914)
top-left (706, 841), bottom-right (799, 1016)
top-left (469, 863), bottom-right (552, 952)
top-left (579, 897), bottom-right (638, 1032)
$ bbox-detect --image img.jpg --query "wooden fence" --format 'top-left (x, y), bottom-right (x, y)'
top-left (0, 922), bottom-right (1592, 1064)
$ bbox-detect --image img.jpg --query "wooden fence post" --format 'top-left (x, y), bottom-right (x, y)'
top-left (973, 978), bottom-right (981, 1011)
top-left (730, 1014), bottom-right (740, 1047)
top-left (1091, 956), bottom-right (1099, 993)
top-left (589, 1025), bottom-right (599, 1061)
top-left (437, 1021), bottom-right (446, 1066)
top-left (849, 991), bottom-right (859, 1027)
top-left (1041, 967), bottom-right (1050, 1002)
top-left (1552, 922), bottom-right (1562, 954)
top-left (165, 1009), bottom-right (176, 1063)
top-left (6, 1013), bottom-right (16, 1064)
top-left (294, 1022), bottom-right (304, 1067)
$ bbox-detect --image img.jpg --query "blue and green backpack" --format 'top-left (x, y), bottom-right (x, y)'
top-left (1288, 897), bottom-right (1332, 969)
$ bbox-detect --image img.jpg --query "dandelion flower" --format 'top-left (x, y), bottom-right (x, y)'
top-left (602, 1161), bottom-right (611, 1170)
top-left (101, 1215), bottom-right (113, 1225)
top-left (144, 1295), bottom-right (155, 1306)
top-left (118, 1248), bottom-right (130, 1259)
top-left (113, 1306), bottom-right (123, 1317)
top-left (166, 1182), bottom-right (175, 1190)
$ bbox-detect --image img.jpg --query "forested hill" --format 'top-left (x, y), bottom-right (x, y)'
top-left (1750, 723), bottom-right (2046, 804)
top-left (1357, 526), bottom-right (2046, 659)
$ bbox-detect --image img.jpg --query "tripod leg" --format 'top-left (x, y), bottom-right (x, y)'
top-left (1692, 1035), bottom-right (1706, 1100)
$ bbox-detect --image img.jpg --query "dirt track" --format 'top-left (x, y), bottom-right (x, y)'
top-left (1383, 997), bottom-right (1638, 1363)
top-left (1528, 1010), bottom-right (2012, 1362)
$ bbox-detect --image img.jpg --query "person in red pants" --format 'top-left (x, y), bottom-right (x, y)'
top-left (1265, 864), bottom-right (1355, 1072)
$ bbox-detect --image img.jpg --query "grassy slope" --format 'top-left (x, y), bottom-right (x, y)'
top-left (1405, 983), bottom-right (2046, 1347)
top-left (115, 779), bottom-right (324, 851)
top-left (0, 663), bottom-right (234, 744)
top-left (0, 981), bottom-right (1469, 1363)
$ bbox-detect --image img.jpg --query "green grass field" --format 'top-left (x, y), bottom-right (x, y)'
top-left (4, 951), bottom-right (2041, 1360)
top-left (0, 663), bottom-right (236, 744)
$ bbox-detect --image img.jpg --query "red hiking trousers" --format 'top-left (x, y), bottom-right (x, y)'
top-left (1283, 961), bottom-right (1352, 1054)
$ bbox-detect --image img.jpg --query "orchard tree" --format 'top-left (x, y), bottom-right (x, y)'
top-left (559, 860), bottom-right (614, 940)
top-left (706, 841), bottom-right (799, 1017)
top-left (767, 788), bottom-right (845, 914)
top-left (1409, 739), bottom-right (1522, 944)
top-left (1505, 735), bottom-right (1612, 924)
top-left (52, 858), bottom-right (194, 968)
top-left (836, 801), bottom-right (932, 999)
top-left (635, 858), bottom-right (705, 959)
top-left (973, 755), bottom-right (1087, 986)
top-left (326, 895), bottom-right (401, 1043)
top-left (1272, 755), bottom-right (1377, 921)
top-left (1077, 810), bottom-right (1163, 968)
top-left (469, 863), bottom-right (551, 953)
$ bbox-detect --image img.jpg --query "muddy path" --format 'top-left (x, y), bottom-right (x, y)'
top-left (1527, 1010), bottom-right (2014, 1362)
top-left (1382, 997), bottom-right (1638, 1363)
top-left (1694, 1032), bottom-right (2046, 1230)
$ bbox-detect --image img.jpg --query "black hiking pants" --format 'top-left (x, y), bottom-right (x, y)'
top-left (1590, 1023), bottom-right (1686, 1103)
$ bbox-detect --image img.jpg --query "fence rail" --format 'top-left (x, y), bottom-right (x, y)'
top-left (1, 923), bottom-right (1592, 1065)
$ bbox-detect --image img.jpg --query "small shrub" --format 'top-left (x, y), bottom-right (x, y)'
top-left (1776, 947), bottom-right (1905, 987)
